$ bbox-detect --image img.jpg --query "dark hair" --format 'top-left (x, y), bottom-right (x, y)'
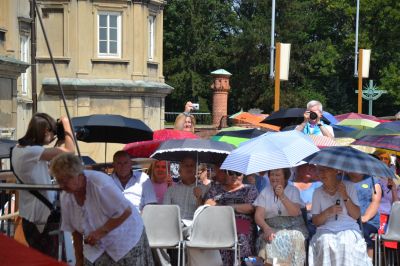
top-left (268, 168), bottom-right (292, 182)
top-left (113, 150), bottom-right (131, 162)
top-left (18, 113), bottom-right (57, 146)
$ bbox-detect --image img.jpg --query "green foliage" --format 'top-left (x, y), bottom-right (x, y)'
top-left (163, 0), bottom-right (400, 117)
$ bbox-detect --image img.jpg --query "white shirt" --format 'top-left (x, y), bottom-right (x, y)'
top-left (11, 145), bottom-right (55, 230)
top-left (61, 170), bottom-right (143, 263)
top-left (253, 184), bottom-right (304, 218)
top-left (311, 180), bottom-right (360, 233)
top-left (111, 171), bottom-right (157, 212)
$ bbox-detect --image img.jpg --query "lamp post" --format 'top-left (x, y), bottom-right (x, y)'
top-left (354, 0), bottom-right (360, 77)
top-left (269, 0), bottom-right (276, 79)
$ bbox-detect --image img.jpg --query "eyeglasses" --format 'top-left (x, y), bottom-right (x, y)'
top-left (225, 170), bottom-right (242, 176)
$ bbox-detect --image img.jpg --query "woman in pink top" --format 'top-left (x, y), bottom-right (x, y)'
top-left (148, 161), bottom-right (173, 204)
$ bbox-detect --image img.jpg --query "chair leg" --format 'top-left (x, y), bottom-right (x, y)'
top-left (177, 243), bottom-right (181, 266)
top-left (378, 235), bottom-right (381, 266)
top-left (182, 242), bottom-right (185, 266)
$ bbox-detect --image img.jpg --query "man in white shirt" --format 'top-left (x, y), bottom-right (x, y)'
top-left (111, 150), bottom-right (157, 212)
top-left (296, 100), bottom-right (334, 138)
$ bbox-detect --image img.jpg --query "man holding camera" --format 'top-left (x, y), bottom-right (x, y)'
top-left (296, 100), bottom-right (334, 138)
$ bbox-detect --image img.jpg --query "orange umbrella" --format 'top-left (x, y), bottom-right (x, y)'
top-left (232, 112), bottom-right (279, 131)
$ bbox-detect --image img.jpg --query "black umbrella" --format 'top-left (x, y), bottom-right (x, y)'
top-left (150, 139), bottom-right (235, 165)
top-left (72, 114), bottom-right (153, 144)
top-left (0, 139), bottom-right (17, 159)
top-left (261, 108), bottom-right (330, 128)
top-left (214, 128), bottom-right (266, 139)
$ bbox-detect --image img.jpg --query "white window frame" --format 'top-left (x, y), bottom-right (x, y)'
top-left (97, 11), bottom-right (121, 58)
top-left (148, 15), bottom-right (156, 61)
top-left (20, 35), bottom-right (30, 96)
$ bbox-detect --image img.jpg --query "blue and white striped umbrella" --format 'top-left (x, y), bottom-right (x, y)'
top-left (303, 146), bottom-right (396, 178)
top-left (220, 130), bottom-right (320, 175)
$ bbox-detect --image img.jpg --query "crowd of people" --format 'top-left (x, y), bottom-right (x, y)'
top-left (10, 100), bottom-right (400, 266)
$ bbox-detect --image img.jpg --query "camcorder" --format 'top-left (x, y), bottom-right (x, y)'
top-left (309, 111), bottom-right (318, 120)
top-left (192, 103), bottom-right (200, 111)
top-left (56, 120), bottom-right (65, 140)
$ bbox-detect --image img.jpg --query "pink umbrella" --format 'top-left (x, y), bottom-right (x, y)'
top-left (309, 135), bottom-right (339, 148)
top-left (124, 129), bottom-right (198, 158)
top-left (335, 112), bottom-right (378, 122)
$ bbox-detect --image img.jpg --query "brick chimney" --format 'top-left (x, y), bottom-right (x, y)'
top-left (211, 69), bottom-right (232, 126)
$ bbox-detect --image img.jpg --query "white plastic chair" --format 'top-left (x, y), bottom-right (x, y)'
top-left (376, 201), bottom-right (400, 266)
top-left (142, 205), bottom-right (184, 266)
top-left (185, 206), bottom-right (239, 265)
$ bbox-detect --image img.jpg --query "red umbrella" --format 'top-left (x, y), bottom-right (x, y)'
top-left (124, 129), bottom-right (198, 158)
top-left (335, 112), bottom-right (378, 122)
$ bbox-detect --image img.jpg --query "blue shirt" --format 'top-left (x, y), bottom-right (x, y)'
top-left (346, 175), bottom-right (380, 229)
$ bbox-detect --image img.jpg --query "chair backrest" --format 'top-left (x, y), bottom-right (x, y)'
top-left (186, 206), bottom-right (237, 249)
top-left (142, 204), bottom-right (182, 248)
top-left (384, 201), bottom-right (400, 240)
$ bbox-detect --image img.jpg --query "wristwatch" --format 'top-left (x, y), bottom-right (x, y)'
top-left (343, 198), bottom-right (349, 202)
top-left (317, 123), bottom-right (323, 127)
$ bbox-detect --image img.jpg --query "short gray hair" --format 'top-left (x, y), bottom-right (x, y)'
top-left (307, 100), bottom-right (323, 112)
top-left (50, 153), bottom-right (84, 181)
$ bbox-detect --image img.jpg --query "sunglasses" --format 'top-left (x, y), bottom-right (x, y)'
top-left (225, 170), bottom-right (242, 176)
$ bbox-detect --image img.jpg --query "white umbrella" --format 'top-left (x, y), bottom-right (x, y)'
top-left (220, 130), bottom-right (320, 175)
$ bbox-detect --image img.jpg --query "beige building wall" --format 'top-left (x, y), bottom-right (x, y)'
top-left (34, 0), bottom-right (172, 162)
top-left (0, 0), bottom-right (31, 140)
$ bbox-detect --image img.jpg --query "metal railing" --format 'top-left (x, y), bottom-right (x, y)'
top-left (165, 112), bottom-right (212, 125)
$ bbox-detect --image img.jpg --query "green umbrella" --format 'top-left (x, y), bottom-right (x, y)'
top-left (348, 127), bottom-right (399, 139)
top-left (211, 135), bottom-right (249, 147)
top-left (337, 118), bottom-right (379, 130)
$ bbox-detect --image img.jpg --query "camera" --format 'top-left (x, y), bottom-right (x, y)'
top-left (309, 111), bottom-right (318, 120)
top-left (192, 103), bottom-right (200, 111)
top-left (56, 120), bottom-right (65, 140)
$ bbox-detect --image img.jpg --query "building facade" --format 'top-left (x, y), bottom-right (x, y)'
top-left (1, 0), bottom-right (172, 161)
top-left (0, 0), bottom-right (31, 140)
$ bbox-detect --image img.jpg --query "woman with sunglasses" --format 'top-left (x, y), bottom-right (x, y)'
top-left (204, 169), bottom-right (258, 265)
top-left (11, 113), bottom-right (74, 258)
top-left (254, 168), bottom-right (308, 266)
top-left (308, 165), bottom-right (371, 266)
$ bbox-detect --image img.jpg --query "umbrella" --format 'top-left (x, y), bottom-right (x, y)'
top-left (281, 124), bottom-right (356, 138)
top-left (335, 137), bottom-right (376, 154)
top-left (261, 108), bottom-right (331, 128)
top-left (303, 146), bottom-right (395, 178)
top-left (220, 130), bottom-right (320, 175)
top-left (211, 135), bottom-right (250, 147)
top-left (347, 127), bottom-right (399, 139)
top-left (310, 135), bottom-right (339, 148)
top-left (231, 112), bottom-right (279, 131)
top-left (335, 112), bottom-right (378, 122)
top-left (214, 128), bottom-right (266, 139)
top-left (72, 114), bottom-right (153, 144)
top-left (376, 121), bottom-right (400, 131)
top-left (72, 114), bottom-right (153, 163)
top-left (322, 111), bottom-right (338, 125)
top-left (0, 139), bottom-right (17, 159)
top-left (82, 156), bottom-right (96, 165)
top-left (351, 135), bottom-right (400, 154)
top-left (150, 139), bottom-right (235, 165)
top-left (337, 118), bottom-right (379, 130)
top-left (124, 129), bottom-right (198, 158)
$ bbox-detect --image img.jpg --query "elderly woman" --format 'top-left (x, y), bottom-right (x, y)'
top-left (254, 168), bottom-right (308, 266)
top-left (50, 153), bottom-right (154, 266)
top-left (309, 165), bottom-right (371, 266)
top-left (204, 170), bottom-right (258, 265)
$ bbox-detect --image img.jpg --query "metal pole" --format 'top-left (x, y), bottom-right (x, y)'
top-left (354, 0), bottom-right (360, 77)
top-left (274, 43), bottom-right (281, 111)
top-left (269, 0), bottom-right (276, 79)
top-left (358, 49), bottom-right (363, 113)
top-left (30, 0), bottom-right (37, 113)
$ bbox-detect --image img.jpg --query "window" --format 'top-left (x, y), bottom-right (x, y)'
top-left (20, 35), bottom-right (30, 96)
top-left (148, 15), bottom-right (155, 61)
top-left (98, 12), bottom-right (121, 57)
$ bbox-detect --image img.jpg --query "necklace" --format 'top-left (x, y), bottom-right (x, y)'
top-left (274, 194), bottom-right (282, 216)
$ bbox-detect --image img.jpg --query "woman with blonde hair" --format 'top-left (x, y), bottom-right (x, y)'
top-left (174, 101), bottom-right (196, 133)
top-left (147, 160), bottom-right (173, 204)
